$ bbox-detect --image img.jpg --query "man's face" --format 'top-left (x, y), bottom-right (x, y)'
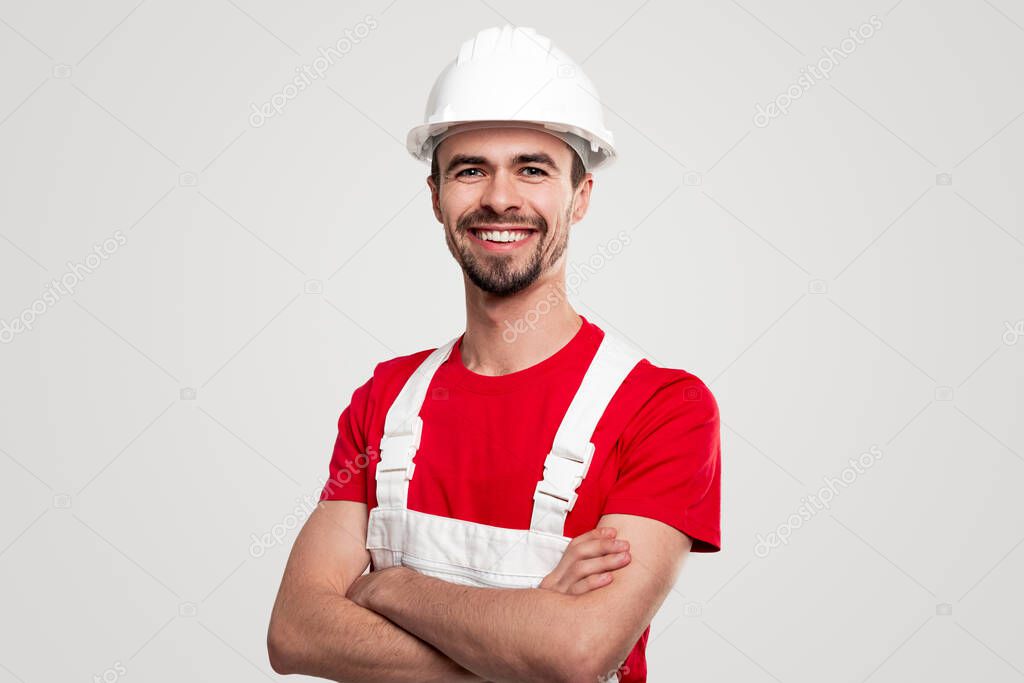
top-left (428, 126), bottom-right (590, 297)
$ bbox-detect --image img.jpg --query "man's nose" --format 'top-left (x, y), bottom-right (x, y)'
top-left (479, 169), bottom-right (522, 214)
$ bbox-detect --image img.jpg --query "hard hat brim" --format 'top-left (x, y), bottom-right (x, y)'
top-left (407, 119), bottom-right (616, 172)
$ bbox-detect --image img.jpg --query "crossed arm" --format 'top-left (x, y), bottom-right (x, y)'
top-left (267, 501), bottom-right (692, 682)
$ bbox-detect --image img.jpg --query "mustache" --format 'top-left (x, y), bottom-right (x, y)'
top-left (457, 213), bottom-right (546, 232)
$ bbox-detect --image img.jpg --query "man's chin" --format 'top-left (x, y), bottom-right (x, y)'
top-left (455, 243), bottom-right (543, 296)
top-left (465, 269), bottom-right (539, 297)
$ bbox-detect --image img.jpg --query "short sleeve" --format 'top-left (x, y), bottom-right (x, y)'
top-left (319, 375), bottom-right (374, 503)
top-left (602, 375), bottom-right (722, 552)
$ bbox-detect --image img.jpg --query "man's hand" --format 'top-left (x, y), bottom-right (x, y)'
top-left (347, 564), bottom-right (405, 608)
top-left (539, 526), bottom-right (631, 595)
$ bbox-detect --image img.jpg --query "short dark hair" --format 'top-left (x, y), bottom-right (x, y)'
top-left (431, 141), bottom-right (586, 193)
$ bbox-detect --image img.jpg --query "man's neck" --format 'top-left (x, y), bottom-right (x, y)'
top-left (460, 283), bottom-right (581, 377)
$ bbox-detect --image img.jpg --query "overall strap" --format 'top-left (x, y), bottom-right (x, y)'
top-left (531, 331), bottom-right (644, 536)
top-left (375, 336), bottom-right (459, 509)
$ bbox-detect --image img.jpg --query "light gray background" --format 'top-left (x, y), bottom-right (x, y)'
top-left (1, 1), bottom-right (1023, 681)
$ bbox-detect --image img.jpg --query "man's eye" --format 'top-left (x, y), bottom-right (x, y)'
top-left (455, 167), bottom-right (548, 177)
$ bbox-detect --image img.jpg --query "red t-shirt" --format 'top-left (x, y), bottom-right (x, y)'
top-left (320, 314), bottom-right (721, 682)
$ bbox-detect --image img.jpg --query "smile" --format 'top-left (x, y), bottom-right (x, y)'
top-left (467, 227), bottom-right (538, 251)
top-left (470, 228), bottom-right (533, 243)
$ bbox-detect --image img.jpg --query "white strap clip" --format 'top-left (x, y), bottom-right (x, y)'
top-left (533, 442), bottom-right (595, 512)
top-left (377, 416), bottom-right (423, 481)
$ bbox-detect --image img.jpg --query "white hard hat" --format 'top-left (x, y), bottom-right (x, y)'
top-left (406, 25), bottom-right (617, 172)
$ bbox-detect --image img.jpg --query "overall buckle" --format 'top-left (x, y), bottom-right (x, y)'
top-left (533, 442), bottom-right (596, 512)
top-left (377, 416), bottom-right (423, 480)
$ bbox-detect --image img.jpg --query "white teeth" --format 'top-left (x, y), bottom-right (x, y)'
top-left (475, 229), bottom-right (530, 243)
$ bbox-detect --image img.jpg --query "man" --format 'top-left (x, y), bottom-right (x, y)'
top-left (267, 25), bottom-right (721, 682)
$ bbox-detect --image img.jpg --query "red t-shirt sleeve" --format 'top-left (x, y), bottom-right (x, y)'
top-left (602, 374), bottom-right (722, 552)
top-left (319, 374), bottom-right (374, 503)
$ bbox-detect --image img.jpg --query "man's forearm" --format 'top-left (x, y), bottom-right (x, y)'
top-left (361, 568), bottom-right (612, 683)
top-left (269, 589), bottom-right (485, 682)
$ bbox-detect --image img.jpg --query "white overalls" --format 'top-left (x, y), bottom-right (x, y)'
top-left (365, 329), bottom-right (644, 589)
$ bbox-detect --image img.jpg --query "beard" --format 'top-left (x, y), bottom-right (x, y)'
top-left (445, 206), bottom-right (571, 297)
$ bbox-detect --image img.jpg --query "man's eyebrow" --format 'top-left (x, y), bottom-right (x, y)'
top-left (511, 152), bottom-right (559, 169)
top-left (445, 154), bottom-right (487, 174)
top-left (445, 152), bottom-right (561, 174)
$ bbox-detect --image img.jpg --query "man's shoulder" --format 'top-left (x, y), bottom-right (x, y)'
top-left (594, 327), bottom-right (713, 406)
top-left (372, 345), bottom-right (437, 377)
top-left (622, 357), bottom-right (719, 423)
top-left (365, 337), bottom-right (455, 396)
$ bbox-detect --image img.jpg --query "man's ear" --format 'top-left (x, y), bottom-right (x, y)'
top-left (570, 174), bottom-right (594, 225)
top-left (427, 175), bottom-right (443, 223)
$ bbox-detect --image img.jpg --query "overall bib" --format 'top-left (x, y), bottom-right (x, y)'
top-left (365, 328), bottom-right (644, 589)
